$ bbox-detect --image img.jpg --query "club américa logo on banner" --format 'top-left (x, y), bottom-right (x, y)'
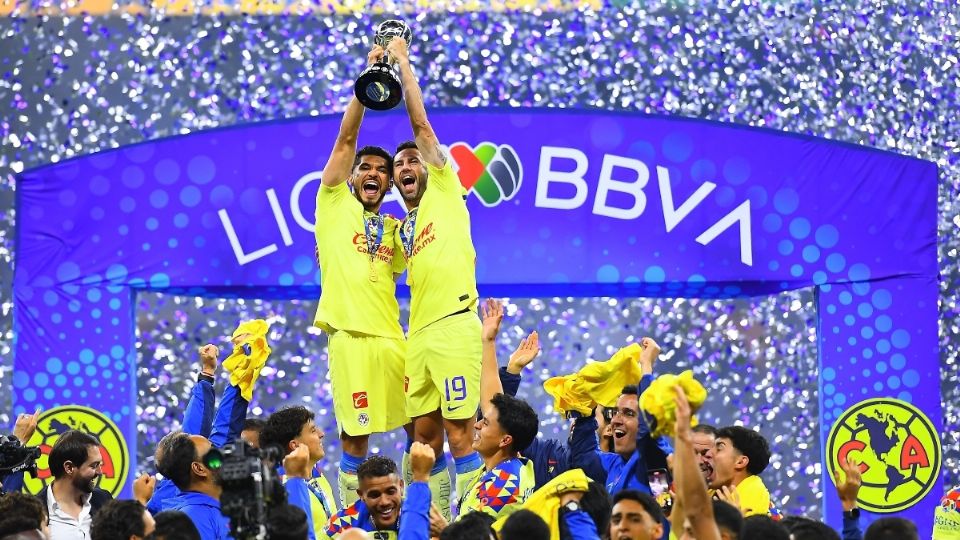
top-left (23, 405), bottom-right (129, 497)
top-left (826, 397), bottom-right (940, 513)
top-left (448, 142), bottom-right (523, 206)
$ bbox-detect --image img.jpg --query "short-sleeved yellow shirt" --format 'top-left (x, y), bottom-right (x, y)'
top-left (314, 182), bottom-right (405, 338)
top-left (397, 162), bottom-right (479, 334)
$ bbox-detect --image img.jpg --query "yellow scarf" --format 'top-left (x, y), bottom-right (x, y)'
top-left (222, 319), bottom-right (271, 401)
top-left (492, 469), bottom-right (592, 540)
top-left (543, 344), bottom-right (643, 415)
top-left (638, 370), bottom-right (707, 437)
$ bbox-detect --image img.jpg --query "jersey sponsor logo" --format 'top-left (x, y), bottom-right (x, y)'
top-left (23, 405), bottom-right (129, 497)
top-left (826, 397), bottom-right (941, 513)
top-left (351, 232), bottom-right (395, 262)
top-left (449, 142), bottom-right (523, 207)
top-left (352, 391), bottom-right (368, 409)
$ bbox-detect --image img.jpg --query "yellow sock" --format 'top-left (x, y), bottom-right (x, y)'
top-left (337, 469), bottom-right (360, 508)
top-left (428, 455), bottom-right (452, 521)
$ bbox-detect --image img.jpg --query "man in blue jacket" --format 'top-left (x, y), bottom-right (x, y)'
top-left (157, 432), bottom-right (232, 540)
top-left (147, 343), bottom-right (252, 516)
top-left (573, 338), bottom-right (673, 495)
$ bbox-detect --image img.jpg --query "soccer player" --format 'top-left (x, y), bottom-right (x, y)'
top-left (313, 44), bottom-right (409, 507)
top-left (384, 36), bottom-right (482, 518)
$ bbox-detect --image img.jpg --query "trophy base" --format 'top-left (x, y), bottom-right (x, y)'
top-left (355, 64), bottom-right (403, 111)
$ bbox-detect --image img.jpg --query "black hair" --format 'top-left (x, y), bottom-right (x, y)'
top-left (692, 424), bottom-right (719, 437)
top-left (0, 492), bottom-right (47, 537)
top-left (354, 146), bottom-right (393, 171)
top-left (260, 406), bottom-right (315, 456)
top-left (611, 489), bottom-right (663, 525)
top-left (715, 426), bottom-right (772, 476)
top-left (159, 432), bottom-right (198, 491)
top-left (90, 500), bottom-right (148, 540)
top-left (864, 517), bottom-right (919, 540)
top-left (357, 455), bottom-right (398, 482)
top-left (439, 511), bottom-right (495, 540)
top-left (500, 509), bottom-right (549, 540)
top-left (394, 140), bottom-right (418, 154)
top-left (48, 430), bottom-right (100, 479)
top-left (780, 516), bottom-right (840, 540)
top-left (620, 385), bottom-right (639, 397)
top-left (145, 511), bottom-right (201, 540)
top-left (490, 393), bottom-right (539, 453)
top-left (740, 515), bottom-right (789, 540)
top-left (242, 418), bottom-right (266, 432)
top-left (155, 430), bottom-right (183, 476)
top-left (711, 500), bottom-right (745, 537)
top-left (266, 504), bottom-right (309, 540)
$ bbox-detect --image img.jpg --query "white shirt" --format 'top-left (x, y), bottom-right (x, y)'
top-left (46, 486), bottom-right (93, 540)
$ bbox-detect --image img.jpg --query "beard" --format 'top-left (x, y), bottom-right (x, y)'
top-left (72, 474), bottom-right (98, 493)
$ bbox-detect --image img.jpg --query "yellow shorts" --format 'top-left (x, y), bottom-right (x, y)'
top-left (328, 331), bottom-right (409, 436)
top-left (405, 310), bottom-right (482, 420)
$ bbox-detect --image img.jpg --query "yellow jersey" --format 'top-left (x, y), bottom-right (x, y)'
top-left (736, 474), bottom-right (772, 517)
top-left (314, 182), bottom-right (405, 339)
top-left (397, 162), bottom-right (479, 334)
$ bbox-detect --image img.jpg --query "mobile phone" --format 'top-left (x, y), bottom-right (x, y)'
top-left (648, 468), bottom-right (670, 498)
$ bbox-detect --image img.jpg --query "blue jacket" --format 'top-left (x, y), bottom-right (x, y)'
top-left (164, 491), bottom-right (232, 540)
top-left (573, 374), bottom-right (674, 494)
top-left (399, 482), bottom-right (431, 540)
top-left (561, 509), bottom-right (602, 540)
top-left (842, 511), bottom-right (863, 540)
top-left (147, 382), bottom-right (248, 515)
top-left (499, 367), bottom-right (608, 488)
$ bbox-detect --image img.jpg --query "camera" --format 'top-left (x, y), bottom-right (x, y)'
top-left (204, 439), bottom-right (287, 540)
top-left (0, 434), bottom-right (41, 477)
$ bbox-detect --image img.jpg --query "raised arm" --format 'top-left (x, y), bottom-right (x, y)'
top-left (674, 386), bottom-right (721, 540)
top-left (386, 37), bottom-right (446, 168)
top-left (480, 299), bottom-right (505, 413)
top-left (320, 46), bottom-right (382, 187)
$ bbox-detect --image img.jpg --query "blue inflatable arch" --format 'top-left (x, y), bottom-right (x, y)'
top-left (14, 108), bottom-right (940, 531)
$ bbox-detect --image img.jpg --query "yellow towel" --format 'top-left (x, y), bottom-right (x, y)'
top-left (492, 469), bottom-right (591, 540)
top-left (222, 319), bottom-right (271, 401)
top-left (543, 343), bottom-right (643, 415)
top-left (638, 370), bottom-right (707, 437)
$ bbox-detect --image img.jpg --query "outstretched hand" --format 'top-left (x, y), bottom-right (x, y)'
top-left (13, 409), bottom-right (41, 444)
top-left (481, 298), bottom-right (504, 343)
top-left (638, 337), bottom-right (661, 374)
top-left (834, 455), bottom-right (863, 511)
top-left (507, 331), bottom-right (540, 375)
top-left (199, 344), bottom-right (219, 376)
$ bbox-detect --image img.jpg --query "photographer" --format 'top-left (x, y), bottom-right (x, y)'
top-left (1, 409), bottom-right (41, 494)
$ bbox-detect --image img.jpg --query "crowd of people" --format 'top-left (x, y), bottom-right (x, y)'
top-left (1, 34), bottom-right (956, 540)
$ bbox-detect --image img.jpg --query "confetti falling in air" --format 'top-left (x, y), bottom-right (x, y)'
top-left (0, 2), bottom-right (958, 518)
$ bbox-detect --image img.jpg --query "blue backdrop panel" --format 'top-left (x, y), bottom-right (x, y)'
top-left (14, 109), bottom-right (939, 532)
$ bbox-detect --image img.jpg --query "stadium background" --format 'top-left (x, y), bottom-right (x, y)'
top-left (0, 0), bottom-right (958, 519)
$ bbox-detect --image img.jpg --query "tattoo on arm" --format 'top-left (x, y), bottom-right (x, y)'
top-left (434, 143), bottom-right (447, 166)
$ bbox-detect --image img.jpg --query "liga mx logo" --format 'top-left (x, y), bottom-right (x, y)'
top-left (448, 142), bottom-right (523, 207)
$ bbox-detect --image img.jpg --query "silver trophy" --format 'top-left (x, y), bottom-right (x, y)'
top-left (355, 20), bottom-right (412, 110)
